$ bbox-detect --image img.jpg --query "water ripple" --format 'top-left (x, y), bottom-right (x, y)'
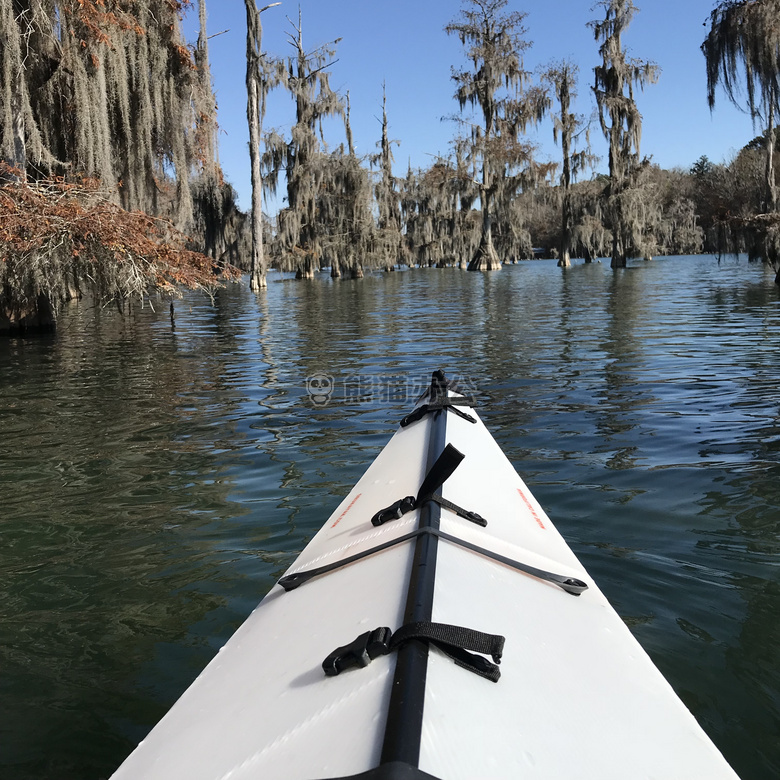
top-left (0, 256), bottom-right (779, 779)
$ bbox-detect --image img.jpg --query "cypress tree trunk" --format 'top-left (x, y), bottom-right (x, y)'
top-left (296, 260), bottom-right (316, 279)
top-left (767, 99), bottom-right (777, 213)
top-left (610, 208), bottom-right (626, 269)
top-left (245, 0), bottom-right (276, 291)
top-left (10, 90), bottom-right (25, 174)
top-left (559, 192), bottom-right (572, 268)
top-left (1, 0), bottom-right (28, 178)
top-left (345, 91), bottom-right (355, 157)
top-left (558, 69), bottom-right (573, 268)
top-left (468, 185), bottom-right (501, 271)
top-left (607, 127), bottom-right (626, 269)
top-left (469, 213), bottom-right (500, 270)
top-left (246, 65), bottom-right (266, 290)
top-left (559, 126), bottom-right (572, 267)
top-left (197, 0), bottom-right (218, 177)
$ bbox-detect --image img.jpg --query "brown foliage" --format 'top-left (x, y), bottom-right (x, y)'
top-left (67, 1), bottom-right (142, 49)
top-left (0, 163), bottom-right (239, 318)
top-left (67, 1), bottom-right (192, 39)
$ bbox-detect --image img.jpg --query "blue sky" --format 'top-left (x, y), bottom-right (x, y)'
top-left (185, 1), bottom-right (759, 212)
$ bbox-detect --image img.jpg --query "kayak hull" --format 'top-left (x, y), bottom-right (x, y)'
top-left (111, 375), bottom-right (739, 779)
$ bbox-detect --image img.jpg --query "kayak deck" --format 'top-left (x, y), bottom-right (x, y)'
top-left (111, 372), bottom-right (739, 779)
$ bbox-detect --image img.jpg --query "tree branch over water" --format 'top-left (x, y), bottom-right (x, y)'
top-left (0, 165), bottom-right (239, 333)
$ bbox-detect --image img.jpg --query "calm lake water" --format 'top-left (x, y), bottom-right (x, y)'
top-left (1, 255), bottom-right (779, 779)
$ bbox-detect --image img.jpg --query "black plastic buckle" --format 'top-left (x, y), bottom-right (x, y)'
top-left (429, 494), bottom-right (487, 527)
top-left (461, 509), bottom-right (487, 526)
top-left (371, 496), bottom-right (416, 527)
top-left (322, 627), bottom-right (392, 676)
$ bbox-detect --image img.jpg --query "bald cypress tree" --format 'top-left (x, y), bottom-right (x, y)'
top-left (191, 1), bottom-right (243, 266)
top-left (0, 1), bottom-right (231, 332)
top-left (703, 0), bottom-right (780, 282)
top-left (400, 156), bottom-right (479, 269)
top-left (319, 149), bottom-right (373, 279)
top-left (401, 163), bottom-right (441, 268)
top-left (589, 0), bottom-right (658, 268)
top-left (542, 60), bottom-right (595, 267)
top-left (1, 0), bottom-right (217, 227)
top-left (373, 85), bottom-right (402, 271)
top-left (704, 1), bottom-right (780, 212)
top-left (196, 0), bottom-right (218, 180)
top-left (446, 0), bottom-right (548, 271)
top-left (244, 1), bottom-right (280, 291)
top-left (263, 10), bottom-right (344, 279)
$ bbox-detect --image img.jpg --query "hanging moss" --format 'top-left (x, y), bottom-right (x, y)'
top-left (370, 86), bottom-right (403, 271)
top-left (399, 159), bottom-right (481, 269)
top-left (446, 0), bottom-right (548, 271)
top-left (0, 1), bottom-right (240, 329)
top-left (541, 60), bottom-right (598, 267)
top-left (1, 0), bottom-right (215, 231)
top-left (589, 0), bottom-right (658, 268)
top-left (703, 1), bottom-right (780, 276)
top-left (262, 10), bottom-right (344, 278)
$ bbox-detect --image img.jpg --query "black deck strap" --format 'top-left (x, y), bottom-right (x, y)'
top-left (278, 527), bottom-right (588, 596)
top-left (401, 369), bottom-right (477, 427)
top-left (278, 528), bottom-right (423, 591)
top-left (434, 528), bottom-right (589, 596)
top-left (418, 443), bottom-right (462, 495)
top-left (371, 444), bottom-right (486, 527)
top-left (320, 760), bottom-right (442, 780)
top-left (389, 622), bottom-right (504, 682)
top-left (429, 493), bottom-right (487, 527)
top-left (400, 399), bottom-right (476, 428)
top-left (323, 621), bottom-right (504, 682)
top-left (371, 493), bottom-right (486, 528)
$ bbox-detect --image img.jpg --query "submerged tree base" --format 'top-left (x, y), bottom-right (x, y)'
top-left (714, 212), bottom-right (780, 286)
top-left (326, 261), bottom-right (363, 279)
top-left (1, 294), bottom-right (56, 336)
top-left (467, 235), bottom-right (502, 271)
top-left (249, 274), bottom-right (267, 291)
